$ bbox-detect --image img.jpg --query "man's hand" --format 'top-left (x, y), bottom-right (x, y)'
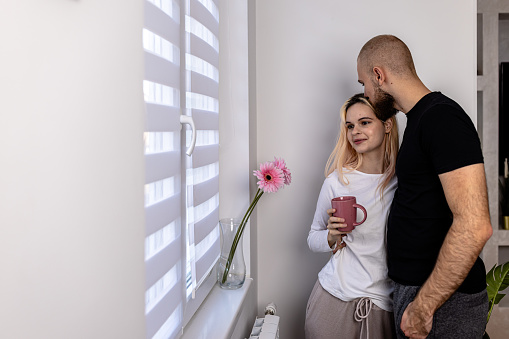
top-left (400, 301), bottom-right (433, 339)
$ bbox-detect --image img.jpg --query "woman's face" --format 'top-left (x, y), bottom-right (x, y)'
top-left (345, 103), bottom-right (390, 156)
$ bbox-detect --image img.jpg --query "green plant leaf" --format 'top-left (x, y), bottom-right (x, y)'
top-left (494, 294), bottom-right (504, 306)
top-left (486, 262), bottom-right (509, 303)
top-left (486, 262), bottom-right (509, 323)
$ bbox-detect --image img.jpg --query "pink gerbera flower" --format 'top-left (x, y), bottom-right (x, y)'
top-left (273, 157), bottom-right (292, 186)
top-left (253, 161), bottom-right (284, 193)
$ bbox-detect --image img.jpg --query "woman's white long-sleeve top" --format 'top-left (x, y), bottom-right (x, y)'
top-left (307, 169), bottom-right (397, 311)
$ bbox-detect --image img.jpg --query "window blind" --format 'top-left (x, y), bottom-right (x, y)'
top-left (143, 1), bottom-right (184, 339)
top-left (143, 0), bottom-right (220, 337)
top-left (184, 0), bottom-right (220, 299)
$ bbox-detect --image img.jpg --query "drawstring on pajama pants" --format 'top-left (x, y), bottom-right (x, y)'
top-left (354, 297), bottom-right (373, 339)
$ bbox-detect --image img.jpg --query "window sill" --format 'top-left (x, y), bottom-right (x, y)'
top-left (181, 278), bottom-right (253, 339)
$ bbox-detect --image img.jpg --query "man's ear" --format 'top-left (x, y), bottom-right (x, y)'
top-left (373, 67), bottom-right (384, 86)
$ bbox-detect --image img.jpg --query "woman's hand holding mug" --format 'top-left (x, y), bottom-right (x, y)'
top-left (328, 196), bottom-right (368, 253)
top-left (326, 208), bottom-right (350, 253)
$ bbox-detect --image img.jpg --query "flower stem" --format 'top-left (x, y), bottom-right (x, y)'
top-left (230, 191), bottom-right (263, 260)
top-left (221, 189), bottom-right (263, 284)
top-left (233, 190), bottom-right (263, 250)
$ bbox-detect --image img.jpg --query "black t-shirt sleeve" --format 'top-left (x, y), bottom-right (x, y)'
top-left (419, 104), bottom-right (484, 175)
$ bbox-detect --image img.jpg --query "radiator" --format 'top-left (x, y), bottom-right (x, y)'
top-left (246, 303), bottom-right (280, 339)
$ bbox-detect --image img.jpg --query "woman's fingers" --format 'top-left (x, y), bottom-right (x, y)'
top-left (327, 212), bottom-right (350, 247)
top-left (327, 216), bottom-right (345, 229)
top-left (329, 216), bottom-right (345, 224)
top-left (327, 220), bottom-right (348, 231)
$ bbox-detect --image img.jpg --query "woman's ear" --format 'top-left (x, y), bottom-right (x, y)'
top-left (384, 118), bottom-right (393, 133)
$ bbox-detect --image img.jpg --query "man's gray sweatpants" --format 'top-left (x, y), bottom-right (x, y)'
top-left (393, 282), bottom-right (489, 338)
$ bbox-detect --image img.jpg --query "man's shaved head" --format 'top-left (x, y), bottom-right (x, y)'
top-left (358, 35), bottom-right (417, 79)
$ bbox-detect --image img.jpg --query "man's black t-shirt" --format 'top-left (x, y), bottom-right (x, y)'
top-left (387, 91), bottom-right (487, 293)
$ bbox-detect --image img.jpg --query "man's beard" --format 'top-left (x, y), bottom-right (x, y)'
top-left (372, 86), bottom-right (398, 121)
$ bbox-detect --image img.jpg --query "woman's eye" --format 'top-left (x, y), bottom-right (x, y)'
top-left (346, 124), bottom-right (354, 129)
top-left (361, 121), bottom-right (370, 126)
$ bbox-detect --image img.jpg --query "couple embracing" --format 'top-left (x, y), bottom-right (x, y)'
top-left (305, 35), bottom-right (492, 339)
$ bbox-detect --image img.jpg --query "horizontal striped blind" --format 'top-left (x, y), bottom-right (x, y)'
top-left (184, 0), bottom-right (220, 299)
top-left (143, 1), bottom-right (184, 339)
top-left (143, 0), bottom-right (220, 337)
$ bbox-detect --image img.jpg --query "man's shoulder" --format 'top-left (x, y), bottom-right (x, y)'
top-left (407, 92), bottom-right (462, 125)
top-left (418, 93), bottom-right (472, 127)
top-left (422, 92), bottom-right (464, 115)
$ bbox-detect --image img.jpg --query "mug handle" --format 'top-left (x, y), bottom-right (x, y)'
top-left (353, 204), bottom-right (367, 226)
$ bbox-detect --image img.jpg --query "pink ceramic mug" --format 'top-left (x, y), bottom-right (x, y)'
top-left (331, 196), bottom-right (367, 232)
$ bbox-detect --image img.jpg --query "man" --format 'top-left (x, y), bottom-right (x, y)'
top-left (356, 35), bottom-right (493, 338)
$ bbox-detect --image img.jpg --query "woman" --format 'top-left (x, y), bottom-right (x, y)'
top-left (305, 93), bottom-right (399, 339)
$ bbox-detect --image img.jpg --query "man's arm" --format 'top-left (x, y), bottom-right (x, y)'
top-left (400, 163), bottom-right (493, 338)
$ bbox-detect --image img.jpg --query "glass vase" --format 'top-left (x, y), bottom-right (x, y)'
top-left (217, 218), bottom-right (246, 289)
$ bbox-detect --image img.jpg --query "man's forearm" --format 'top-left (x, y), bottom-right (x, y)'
top-left (412, 218), bottom-right (491, 316)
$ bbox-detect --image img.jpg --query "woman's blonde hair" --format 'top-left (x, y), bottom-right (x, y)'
top-left (325, 93), bottom-right (399, 195)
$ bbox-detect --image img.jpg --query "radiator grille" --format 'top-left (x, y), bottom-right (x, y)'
top-left (246, 314), bottom-right (280, 339)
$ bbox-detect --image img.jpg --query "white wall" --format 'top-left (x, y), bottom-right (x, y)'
top-left (218, 0), bottom-right (258, 334)
top-left (0, 1), bottom-right (146, 338)
top-left (254, 0), bottom-right (476, 337)
top-left (219, 0), bottom-right (251, 272)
